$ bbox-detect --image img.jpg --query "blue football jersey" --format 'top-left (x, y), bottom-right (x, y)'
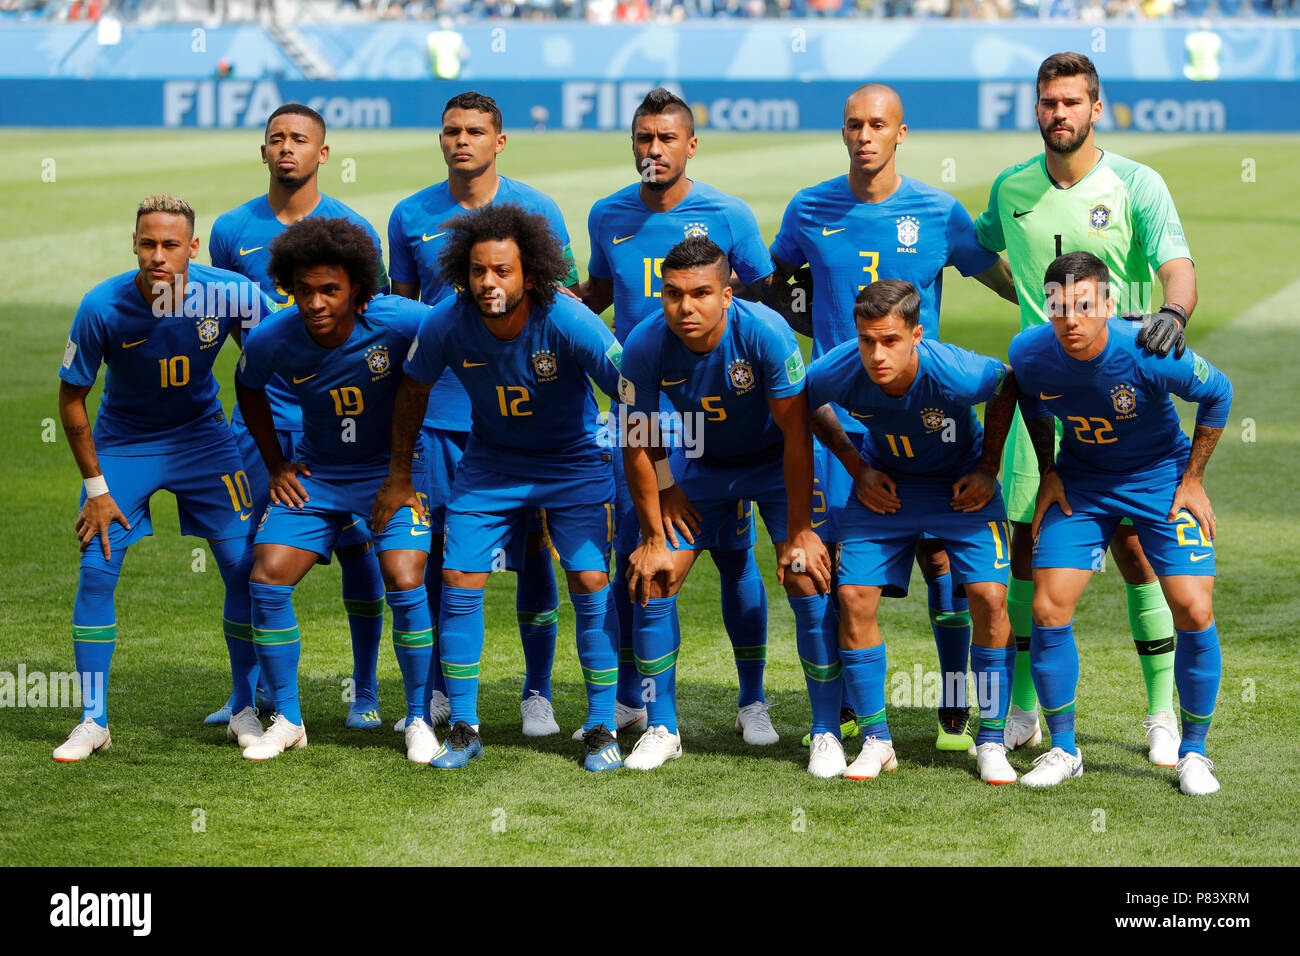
top-left (587, 181), bottom-right (774, 342)
top-left (236, 294), bottom-right (430, 478)
top-left (806, 338), bottom-right (1007, 483)
top-left (210, 193), bottom-right (387, 432)
top-left (770, 174), bottom-right (995, 355)
top-left (60, 265), bottom-right (270, 455)
top-left (404, 293), bottom-right (622, 481)
top-left (388, 177), bottom-right (576, 434)
top-left (1009, 319), bottom-right (1232, 477)
top-left (619, 298), bottom-right (806, 468)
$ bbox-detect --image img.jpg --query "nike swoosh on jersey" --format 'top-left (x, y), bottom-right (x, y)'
top-left (240, 511), bottom-right (252, 521)
top-left (292, 373), bottom-right (317, 384)
top-left (422, 232), bottom-right (446, 242)
top-left (811, 518), bottom-right (828, 529)
top-left (821, 227), bottom-right (847, 236)
top-left (463, 360), bottom-right (486, 368)
top-left (1012, 210), bottom-right (1033, 219)
top-left (1189, 552), bottom-right (1213, 562)
top-left (612, 235), bottom-right (636, 244)
top-left (121, 339), bottom-right (148, 349)
top-left (239, 246), bottom-right (263, 255)
top-left (661, 378), bottom-right (687, 386)
top-left (1039, 393), bottom-right (1062, 400)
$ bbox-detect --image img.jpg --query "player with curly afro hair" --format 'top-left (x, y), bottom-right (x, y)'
top-left (436, 202), bottom-right (570, 309)
top-left (268, 216), bottom-right (382, 307)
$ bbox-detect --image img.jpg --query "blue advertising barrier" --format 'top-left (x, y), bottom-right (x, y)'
top-left (1, 77), bottom-right (1296, 131)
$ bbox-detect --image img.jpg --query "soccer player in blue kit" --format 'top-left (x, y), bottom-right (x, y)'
top-left (205, 102), bottom-right (393, 731)
top-left (54, 194), bottom-right (271, 761)
top-left (373, 204), bottom-right (625, 772)
top-left (618, 238), bottom-right (836, 774)
top-left (235, 217), bottom-right (437, 762)
top-left (805, 280), bottom-right (1021, 784)
top-left (387, 91), bottom-right (577, 739)
top-left (766, 83), bottom-right (1019, 752)
top-left (1010, 253), bottom-right (1231, 795)
top-left (581, 88), bottom-right (781, 747)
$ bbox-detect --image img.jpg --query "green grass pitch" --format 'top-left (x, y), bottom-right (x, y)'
top-left (0, 128), bottom-right (1297, 866)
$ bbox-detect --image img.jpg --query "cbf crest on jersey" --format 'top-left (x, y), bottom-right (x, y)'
top-left (364, 344), bottom-right (391, 380)
top-left (1089, 203), bottom-right (1111, 231)
top-left (728, 359), bottom-right (755, 395)
top-left (896, 215), bottom-right (920, 251)
top-left (684, 221), bottom-right (709, 239)
top-left (921, 408), bottom-right (946, 433)
top-left (531, 349), bottom-right (559, 382)
top-left (196, 316), bottom-right (221, 349)
top-left (1110, 383), bottom-right (1137, 419)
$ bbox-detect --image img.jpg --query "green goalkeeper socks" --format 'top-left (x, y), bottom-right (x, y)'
top-left (1127, 580), bottom-right (1176, 716)
top-left (1008, 576), bottom-right (1038, 712)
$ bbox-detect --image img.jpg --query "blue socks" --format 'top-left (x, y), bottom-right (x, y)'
top-left (633, 596), bottom-right (681, 734)
top-left (790, 593), bottom-right (842, 736)
top-left (1031, 622), bottom-right (1079, 755)
top-left (72, 546), bottom-right (123, 727)
top-left (339, 547), bottom-right (384, 710)
top-left (438, 585), bottom-right (485, 728)
top-left (387, 586), bottom-right (432, 723)
top-left (571, 586), bottom-right (619, 731)
top-left (927, 573), bottom-right (971, 709)
top-left (1175, 624), bottom-right (1221, 757)
top-left (971, 644), bottom-right (1015, 745)
top-left (250, 581), bottom-right (302, 725)
top-left (711, 548), bottom-right (768, 707)
top-left (517, 547), bottom-right (558, 701)
top-left (839, 645), bottom-right (889, 740)
top-left (211, 535), bottom-right (257, 714)
top-left (423, 546), bottom-right (447, 697)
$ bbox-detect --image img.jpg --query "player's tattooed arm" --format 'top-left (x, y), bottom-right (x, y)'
top-left (1169, 423), bottom-right (1223, 542)
top-left (1025, 415), bottom-right (1071, 540)
top-left (973, 259), bottom-right (1018, 306)
top-left (809, 404), bottom-right (863, 481)
top-left (371, 374), bottom-right (431, 532)
top-left (770, 391), bottom-right (832, 594)
top-left (952, 368), bottom-right (1018, 512)
top-left (59, 381), bottom-right (129, 558)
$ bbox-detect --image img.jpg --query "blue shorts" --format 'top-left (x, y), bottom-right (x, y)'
top-left (838, 482), bottom-right (1011, 597)
top-left (232, 417), bottom-right (370, 550)
top-left (255, 470), bottom-right (432, 560)
top-left (1033, 467), bottom-right (1216, 576)
top-left (443, 461), bottom-right (614, 574)
top-left (83, 432), bottom-right (253, 551)
top-left (667, 454), bottom-right (819, 553)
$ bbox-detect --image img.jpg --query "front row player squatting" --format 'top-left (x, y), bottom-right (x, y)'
top-left (618, 237), bottom-right (836, 774)
top-left (805, 280), bottom-right (1020, 784)
top-left (373, 203), bottom-right (627, 773)
top-left (1010, 252), bottom-right (1231, 795)
top-left (234, 217), bottom-right (439, 763)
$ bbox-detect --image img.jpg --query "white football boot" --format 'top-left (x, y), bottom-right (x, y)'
top-left (976, 741), bottom-right (1017, 785)
top-left (242, 713), bottom-right (308, 761)
top-left (404, 716), bottom-right (438, 763)
top-left (808, 732), bottom-right (848, 778)
top-left (842, 736), bottom-right (897, 780)
top-left (1176, 752), bottom-right (1221, 796)
top-left (52, 717), bottom-right (111, 762)
top-left (226, 706), bottom-right (263, 749)
top-left (393, 690), bottom-right (451, 733)
top-left (1019, 746), bottom-right (1083, 788)
top-left (1143, 711), bottom-right (1181, 767)
top-left (1003, 704), bottom-right (1043, 750)
top-left (735, 701), bottom-right (779, 746)
top-left (623, 725), bottom-right (683, 770)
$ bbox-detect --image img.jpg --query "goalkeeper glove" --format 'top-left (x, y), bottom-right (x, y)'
top-left (1130, 304), bottom-right (1189, 359)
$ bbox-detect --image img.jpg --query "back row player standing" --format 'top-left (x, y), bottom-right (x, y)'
top-left (580, 89), bottom-right (784, 746)
top-left (205, 103), bottom-right (392, 731)
top-left (387, 91), bottom-right (576, 739)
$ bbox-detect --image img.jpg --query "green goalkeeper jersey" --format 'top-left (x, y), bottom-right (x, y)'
top-left (975, 150), bottom-right (1192, 329)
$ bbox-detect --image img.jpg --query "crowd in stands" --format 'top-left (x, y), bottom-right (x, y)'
top-left (3, 0), bottom-right (1296, 24)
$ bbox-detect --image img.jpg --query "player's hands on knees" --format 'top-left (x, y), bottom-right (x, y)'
top-left (779, 529), bottom-right (833, 594)
top-left (268, 460), bottom-right (312, 509)
top-left (1031, 469), bottom-right (1071, 541)
top-left (658, 485), bottom-right (701, 548)
top-left (950, 469), bottom-right (996, 513)
top-left (854, 465), bottom-right (900, 514)
top-left (1169, 476), bottom-right (1215, 543)
top-left (370, 474), bottom-right (420, 535)
top-left (75, 494), bottom-right (130, 559)
top-left (627, 537), bottom-right (674, 607)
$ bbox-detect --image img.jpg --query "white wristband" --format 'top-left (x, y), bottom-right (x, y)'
top-left (654, 457), bottom-right (675, 492)
top-left (84, 474), bottom-right (109, 498)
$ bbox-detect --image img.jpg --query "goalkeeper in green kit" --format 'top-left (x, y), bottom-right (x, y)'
top-left (974, 52), bottom-right (1198, 766)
